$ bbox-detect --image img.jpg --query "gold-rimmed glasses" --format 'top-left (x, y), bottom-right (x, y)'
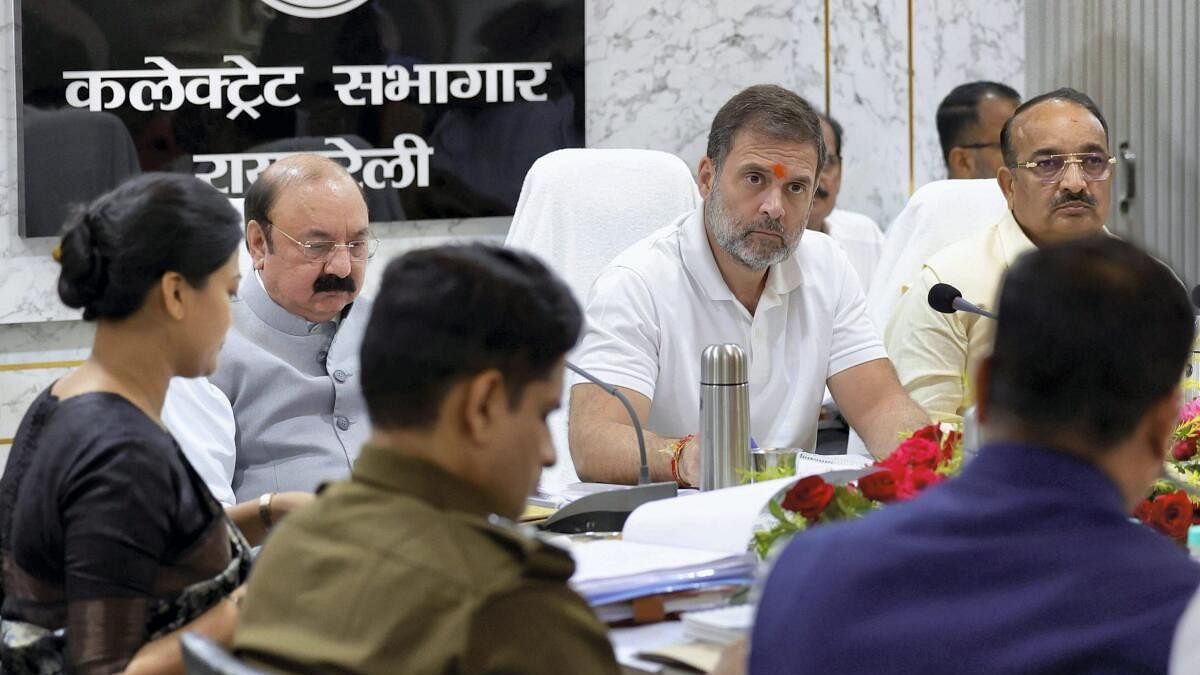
top-left (1011, 152), bottom-right (1117, 184)
top-left (271, 225), bottom-right (379, 263)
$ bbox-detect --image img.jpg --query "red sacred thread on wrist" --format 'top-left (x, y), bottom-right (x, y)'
top-left (668, 434), bottom-right (696, 488)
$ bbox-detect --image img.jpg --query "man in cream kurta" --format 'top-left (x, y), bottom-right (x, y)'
top-left (885, 87), bottom-right (1116, 424)
top-left (884, 210), bottom-right (1033, 423)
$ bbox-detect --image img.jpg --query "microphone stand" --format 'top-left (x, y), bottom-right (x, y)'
top-left (538, 362), bottom-right (678, 533)
top-left (950, 297), bottom-right (998, 320)
top-left (928, 283), bottom-right (998, 320)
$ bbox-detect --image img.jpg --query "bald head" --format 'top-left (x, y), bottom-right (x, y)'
top-left (245, 154), bottom-right (364, 249)
top-left (1000, 88), bottom-right (1109, 167)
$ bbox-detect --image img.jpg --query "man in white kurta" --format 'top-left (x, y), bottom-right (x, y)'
top-left (808, 113), bottom-right (884, 293)
top-left (885, 88), bottom-right (1115, 423)
top-left (568, 85), bottom-right (929, 486)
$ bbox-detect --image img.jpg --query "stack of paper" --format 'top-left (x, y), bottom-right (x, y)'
top-left (624, 606), bottom-right (757, 673)
top-left (570, 539), bottom-right (755, 615)
top-left (681, 604), bottom-right (756, 646)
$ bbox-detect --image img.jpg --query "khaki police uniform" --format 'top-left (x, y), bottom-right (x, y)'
top-left (234, 447), bottom-right (619, 675)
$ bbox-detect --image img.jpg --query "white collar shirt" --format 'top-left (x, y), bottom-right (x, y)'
top-left (573, 208), bottom-right (886, 452)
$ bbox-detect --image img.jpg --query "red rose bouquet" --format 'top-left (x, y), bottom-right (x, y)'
top-left (1135, 399), bottom-right (1200, 543)
top-left (877, 423), bottom-right (961, 499)
top-left (753, 423), bottom-right (962, 558)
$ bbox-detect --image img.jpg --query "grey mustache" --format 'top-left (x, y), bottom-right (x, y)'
top-left (1052, 192), bottom-right (1097, 209)
top-left (746, 217), bottom-right (785, 235)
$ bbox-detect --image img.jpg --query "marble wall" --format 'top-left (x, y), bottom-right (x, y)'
top-left (913, 0), bottom-right (1025, 187)
top-left (0, 0), bottom-right (1024, 458)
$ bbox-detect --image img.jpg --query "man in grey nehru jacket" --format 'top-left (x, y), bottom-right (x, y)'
top-left (201, 154), bottom-right (376, 504)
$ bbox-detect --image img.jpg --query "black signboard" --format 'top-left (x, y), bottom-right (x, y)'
top-left (17, 0), bottom-right (585, 236)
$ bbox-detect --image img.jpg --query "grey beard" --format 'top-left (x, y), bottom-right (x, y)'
top-left (703, 188), bottom-right (794, 271)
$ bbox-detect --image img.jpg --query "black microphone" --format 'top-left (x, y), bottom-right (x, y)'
top-left (538, 362), bottom-right (678, 533)
top-left (928, 283), bottom-right (997, 320)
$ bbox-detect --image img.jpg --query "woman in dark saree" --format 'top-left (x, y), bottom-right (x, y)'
top-left (0, 173), bottom-right (252, 674)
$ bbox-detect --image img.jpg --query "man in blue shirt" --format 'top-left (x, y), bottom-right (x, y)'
top-left (752, 235), bottom-right (1200, 674)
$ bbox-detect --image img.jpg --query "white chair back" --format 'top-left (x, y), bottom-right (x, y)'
top-left (847, 178), bottom-right (1008, 458)
top-left (866, 179), bottom-right (1008, 337)
top-left (505, 148), bottom-right (701, 490)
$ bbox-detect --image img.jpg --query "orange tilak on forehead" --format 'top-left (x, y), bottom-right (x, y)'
top-left (772, 163), bottom-right (786, 179)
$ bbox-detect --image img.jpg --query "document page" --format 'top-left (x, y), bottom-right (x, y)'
top-left (570, 540), bottom-right (737, 584)
top-left (622, 460), bottom-right (871, 554)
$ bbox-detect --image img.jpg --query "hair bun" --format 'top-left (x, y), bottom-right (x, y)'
top-left (56, 210), bottom-right (109, 317)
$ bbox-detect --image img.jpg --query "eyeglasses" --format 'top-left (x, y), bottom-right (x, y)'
top-left (958, 141), bottom-right (1000, 150)
top-left (270, 225), bottom-right (379, 263)
top-left (1010, 152), bottom-right (1117, 184)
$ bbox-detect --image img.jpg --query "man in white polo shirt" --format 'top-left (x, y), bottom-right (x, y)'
top-left (569, 85), bottom-right (929, 486)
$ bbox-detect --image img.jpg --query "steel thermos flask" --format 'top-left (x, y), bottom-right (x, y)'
top-left (699, 344), bottom-right (751, 490)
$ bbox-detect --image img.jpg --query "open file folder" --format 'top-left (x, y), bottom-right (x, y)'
top-left (570, 540), bottom-right (756, 607)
